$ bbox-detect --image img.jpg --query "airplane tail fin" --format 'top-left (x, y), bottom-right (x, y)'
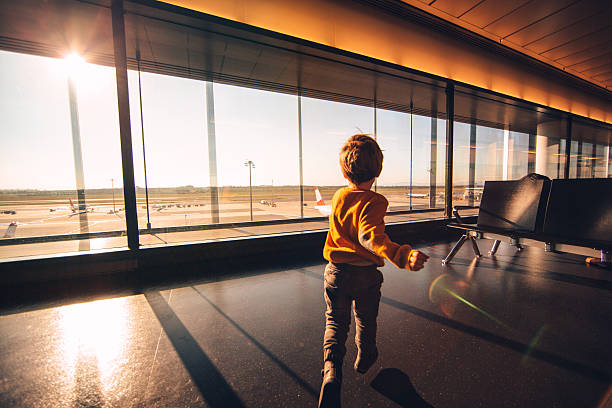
top-left (314, 186), bottom-right (325, 206)
top-left (69, 198), bottom-right (76, 212)
top-left (3, 222), bottom-right (17, 238)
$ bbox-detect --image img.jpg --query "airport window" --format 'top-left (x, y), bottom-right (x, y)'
top-left (376, 109), bottom-right (446, 211)
top-left (452, 88), bottom-right (569, 210)
top-left (0, 50), bottom-right (126, 259)
top-left (1, 0), bottom-right (611, 260)
top-left (301, 97), bottom-right (374, 212)
top-left (570, 120), bottom-right (612, 179)
top-left (213, 84), bottom-right (301, 223)
top-left (127, 70), bottom-right (212, 244)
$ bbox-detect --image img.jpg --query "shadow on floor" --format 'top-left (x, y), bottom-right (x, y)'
top-left (144, 291), bottom-right (246, 408)
top-left (370, 368), bottom-right (433, 407)
top-left (191, 286), bottom-right (318, 399)
top-left (297, 268), bottom-right (612, 383)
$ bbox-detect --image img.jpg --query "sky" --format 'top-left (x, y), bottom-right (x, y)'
top-left (3, 49), bottom-right (584, 191)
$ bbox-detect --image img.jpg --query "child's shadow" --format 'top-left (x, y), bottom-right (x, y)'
top-left (370, 368), bottom-right (434, 408)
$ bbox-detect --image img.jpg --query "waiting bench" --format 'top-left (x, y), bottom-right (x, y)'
top-left (443, 175), bottom-right (612, 267)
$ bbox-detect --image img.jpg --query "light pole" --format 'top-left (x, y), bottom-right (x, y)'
top-left (244, 160), bottom-right (255, 221)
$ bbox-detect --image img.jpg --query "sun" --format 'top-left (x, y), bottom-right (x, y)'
top-left (64, 52), bottom-right (86, 81)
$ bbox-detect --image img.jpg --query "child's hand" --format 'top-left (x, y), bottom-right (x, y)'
top-left (408, 250), bottom-right (429, 271)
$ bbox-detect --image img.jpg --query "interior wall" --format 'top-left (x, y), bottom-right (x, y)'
top-left (162, 0), bottom-right (612, 125)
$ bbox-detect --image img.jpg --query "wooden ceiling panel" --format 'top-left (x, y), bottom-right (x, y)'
top-left (460, 0), bottom-right (531, 28)
top-left (428, 0), bottom-right (482, 18)
top-left (541, 26), bottom-right (612, 61)
top-left (557, 43), bottom-right (612, 68)
top-left (523, 13), bottom-right (610, 55)
top-left (484, 0), bottom-right (576, 39)
top-left (593, 71), bottom-right (612, 81)
top-left (400, 0), bottom-right (612, 91)
top-left (504, 1), bottom-right (605, 46)
top-left (580, 60), bottom-right (612, 76)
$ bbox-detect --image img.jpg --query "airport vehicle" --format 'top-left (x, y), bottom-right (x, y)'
top-left (2, 222), bottom-right (17, 238)
top-left (0, 209), bottom-right (16, 215)
top-left (462, 187), bottom-right (483, 201)
top-left (260, 200), bottom-right (277, 207)
top-left (314, 187), bottom-right (332, 216)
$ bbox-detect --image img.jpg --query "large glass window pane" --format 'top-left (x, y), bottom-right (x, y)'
top-left (377, 109), bottom-right (446, 211)
top-left (570, 119), bottom-right (612, 179)
top-left (128, 71), bottom-right (214, 245)
top-left (214, 84), bottom-right (300, 222)
top-left (453, 89), bottom-right (568, 210)
top-left (0, 50), bottom-right (125, 259)
top-left (301, 98), bottom-right (373, 216)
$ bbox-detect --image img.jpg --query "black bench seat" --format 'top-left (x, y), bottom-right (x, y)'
top-left (442, 176), bottom-right (612, 266)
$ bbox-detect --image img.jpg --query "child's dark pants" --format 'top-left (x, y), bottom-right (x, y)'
top-left (323, 262), bottom-right (383, 363)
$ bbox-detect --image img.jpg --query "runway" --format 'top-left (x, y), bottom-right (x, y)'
top-left (0, 193), bottom-right (452, 260)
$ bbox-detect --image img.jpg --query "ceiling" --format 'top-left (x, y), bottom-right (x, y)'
top-left (399, 0), bottom-right (612, 91)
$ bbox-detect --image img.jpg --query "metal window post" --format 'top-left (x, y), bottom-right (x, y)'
top-left (111, 0), bottom-right (139, 250)
top-left (298, 89), bottom-right (304, 218)
top-left (67, 68), bottom-right (90, 251)
top-left (206, 80), bottom-right (220, 223)
top-left (468, 123), bottom-right (476, 206)
top-left (445, 82), bottom-right (454, 219)
top-left (430, 113), bottom-right (437, 208)
top-left (528, 133), bottom-right (536, 174)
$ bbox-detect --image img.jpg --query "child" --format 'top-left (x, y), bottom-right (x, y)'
top-left (318, 134), bottom-right (429, 408)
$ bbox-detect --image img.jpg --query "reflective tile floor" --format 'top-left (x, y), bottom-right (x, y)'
top-left (1, 240), bottom-right (611, 407)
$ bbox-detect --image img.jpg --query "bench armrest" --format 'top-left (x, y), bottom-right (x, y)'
top-left (452, 205), bottom-right (479, 224)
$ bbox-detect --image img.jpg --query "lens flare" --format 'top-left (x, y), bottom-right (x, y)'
top-left (429, 273), bottom-right (508, 328)
top-left (429, 274), bottom-right (469, 318)
top-left (444, 288), bottom-right (508, 328)
top-left (521, 325), bottom-right (547, 364)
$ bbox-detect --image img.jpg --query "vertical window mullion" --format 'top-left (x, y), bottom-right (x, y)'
top-left (111, 0), bottom-right (139, 250)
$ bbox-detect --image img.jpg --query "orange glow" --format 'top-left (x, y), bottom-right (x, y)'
top-left (163, 0), bottom-right (612, 125)
top-left (64, 52), bottom-right (85, 78)
top-left (58, 297), bottom-right (130, 394)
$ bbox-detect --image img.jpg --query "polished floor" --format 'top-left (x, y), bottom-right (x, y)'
top-left (1, 240), bottom-right (611, 407)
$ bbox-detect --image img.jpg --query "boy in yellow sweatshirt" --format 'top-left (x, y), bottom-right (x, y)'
top-left (318, 134), bottom-right (429, 408)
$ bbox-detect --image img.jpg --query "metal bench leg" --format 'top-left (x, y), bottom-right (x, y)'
top-left (586, 250), bottom-right (612, 269)
top-left (469, 236), bottom-right (482, 257)
top-left (489, 239), bottom-right (501, 255)
top-left (442, 234), bottom-right (468, 265)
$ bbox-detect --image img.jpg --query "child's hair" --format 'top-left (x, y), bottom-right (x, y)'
top-left (339, 134), bottom-right (383, 184)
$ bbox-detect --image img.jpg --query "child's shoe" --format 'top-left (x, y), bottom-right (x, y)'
top-left (354, 347), bottom-right (378, 374)
top-left (318, 360), bottom-right (342, 408)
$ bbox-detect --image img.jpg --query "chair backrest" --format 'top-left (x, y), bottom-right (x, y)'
top-left (477, 174), bottom-right (551, 233)
top-left (542, 178), bottom-right (612, 246)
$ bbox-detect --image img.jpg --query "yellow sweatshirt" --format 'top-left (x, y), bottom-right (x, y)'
top-left (323, 187), bottom-right (415, 269)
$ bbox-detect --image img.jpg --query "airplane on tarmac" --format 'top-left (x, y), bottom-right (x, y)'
top-left (405, 192), bottom-right (429, 198)
top-left (314, 186), bottom-right (430, 215)
top-left (2, 222), bottom-right (17, 238)
top-left (69, 198), bottom-right (94, 215)
top-left (49, 199), bottom-right (95, 214)
top-left (314, 187), bottom-right (332, 216)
